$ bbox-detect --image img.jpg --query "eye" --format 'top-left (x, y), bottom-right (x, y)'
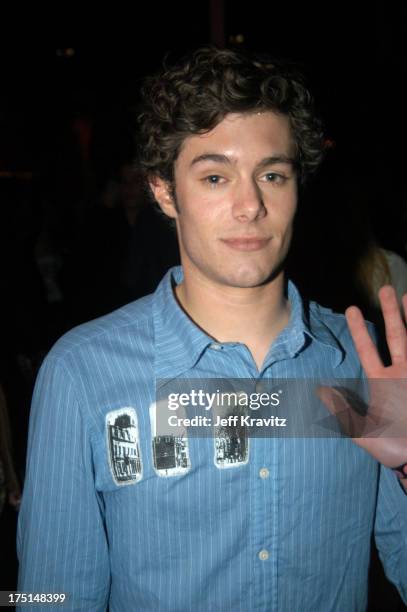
top-left (261, 172), bottom-right (286, 185)
top-left (203, 175), bottom-right (225, 187)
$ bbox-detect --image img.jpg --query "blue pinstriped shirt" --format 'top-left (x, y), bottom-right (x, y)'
top-left (18, 266), bottom-right (407, 611)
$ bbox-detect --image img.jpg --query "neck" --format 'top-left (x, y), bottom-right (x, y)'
top-left (175, 268), bottom-right (291, 370)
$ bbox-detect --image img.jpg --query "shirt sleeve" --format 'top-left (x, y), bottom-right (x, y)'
top-left (17, 355), bottom-right (110, 611)
top-left (374, 464), bottom-right (407, 604)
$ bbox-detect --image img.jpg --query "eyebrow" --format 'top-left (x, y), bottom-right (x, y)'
top-left (190, 153), bottom-right (232, 167)
top-left (190, 153), bottom-right (296, 169)
top-left (256, 155), bottom-right (296, 169)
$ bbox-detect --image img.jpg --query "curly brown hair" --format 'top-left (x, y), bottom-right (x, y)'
top-left (137, 47), bottom-right (324, 187)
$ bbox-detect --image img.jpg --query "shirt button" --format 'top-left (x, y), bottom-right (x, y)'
top-left (210, 343), bottom-right (222, 350)
top-left (258, 549), bottom-right (269, 561)
top-left (259, 467), bottom-right (269, 479)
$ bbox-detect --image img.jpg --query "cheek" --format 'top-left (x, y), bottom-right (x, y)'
top-left (177, 188), bottom-right (225, 230)
top-left (271, 196), bottom-right (297, 232)
top-left (176, 203), bottom-right (211, 247)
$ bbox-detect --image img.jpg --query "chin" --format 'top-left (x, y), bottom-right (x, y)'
top-left (219, 264), bottom-right (283, 289)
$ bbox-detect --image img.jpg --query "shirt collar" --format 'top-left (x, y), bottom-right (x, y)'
top-left (261, 280), bottom-right (345, 369)
top-left (153, 266), bottom-right (213, 380)
top-left (152, 266), bottom-right (345, 380)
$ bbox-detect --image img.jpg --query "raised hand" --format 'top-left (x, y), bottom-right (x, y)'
top-left (318, 286), bottom-right (407, 471)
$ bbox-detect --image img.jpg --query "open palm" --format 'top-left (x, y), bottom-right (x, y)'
top-left (319, 286), bottom-right (407, 469)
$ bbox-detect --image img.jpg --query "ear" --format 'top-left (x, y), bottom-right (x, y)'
top-left (148, 176), bottom-right (178, 219)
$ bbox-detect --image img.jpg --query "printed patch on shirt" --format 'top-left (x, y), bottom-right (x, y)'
top-left (149, 402), bottom-right (191, 477)
top-left (214, 406), bottom-right (249, 469)
top-left (106, 408), bottom-right (143, 485)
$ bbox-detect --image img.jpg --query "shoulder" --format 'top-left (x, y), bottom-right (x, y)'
top-left (307, 299), bottom-right (377, 364)
top-left (382, 249), bottom-right (407, 269)
top-left (384, 250), bottom-right (407, 306)
top-left (310, 299), bottom-right (374, 332)
top-left (383, 249), bottom-right (407, 286)
top-left (309, 301), bottom-right (348, 330)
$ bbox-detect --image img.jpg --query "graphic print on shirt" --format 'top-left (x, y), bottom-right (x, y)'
top-left (106, 408), bottom-right (143, 485)
top-left (149, 402), bottom-right (191, 477)
top-left (214, 405), bottom-right (249, 469)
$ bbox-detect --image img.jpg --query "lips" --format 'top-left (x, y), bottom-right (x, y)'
top-left (221, 237), bottom-right (271, 251)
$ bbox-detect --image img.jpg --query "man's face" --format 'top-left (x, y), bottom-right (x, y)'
top-left (152, 111), bottom-right (298, 290)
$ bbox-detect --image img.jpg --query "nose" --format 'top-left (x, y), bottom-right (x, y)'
top-left (232, 179), bottom-right (265, 222)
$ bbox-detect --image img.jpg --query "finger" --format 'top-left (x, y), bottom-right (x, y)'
top-left (378, 285), bottom-right (407, 364)
top-left (345, 306), bottom-right (382, 376)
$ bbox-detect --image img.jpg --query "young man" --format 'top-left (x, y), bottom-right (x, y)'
top-left (18, 48), bottom-right (407, 611)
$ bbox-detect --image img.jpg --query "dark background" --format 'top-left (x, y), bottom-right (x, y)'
top-left (1, 1), bottom-right (406, 609)
top-left (2, 1), bottom-right (406, 250)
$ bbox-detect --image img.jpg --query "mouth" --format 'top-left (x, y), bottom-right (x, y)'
top-left (221, 237), bottom-right (271, 252)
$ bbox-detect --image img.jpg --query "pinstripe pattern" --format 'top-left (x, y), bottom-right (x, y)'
top-left (17, 267), bottom-right (407, 611)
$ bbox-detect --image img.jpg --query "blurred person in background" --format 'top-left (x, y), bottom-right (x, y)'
top-left (63, 161), bottom-right (179, 325)
top-left (288, 173), bottom-right (407, 362)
